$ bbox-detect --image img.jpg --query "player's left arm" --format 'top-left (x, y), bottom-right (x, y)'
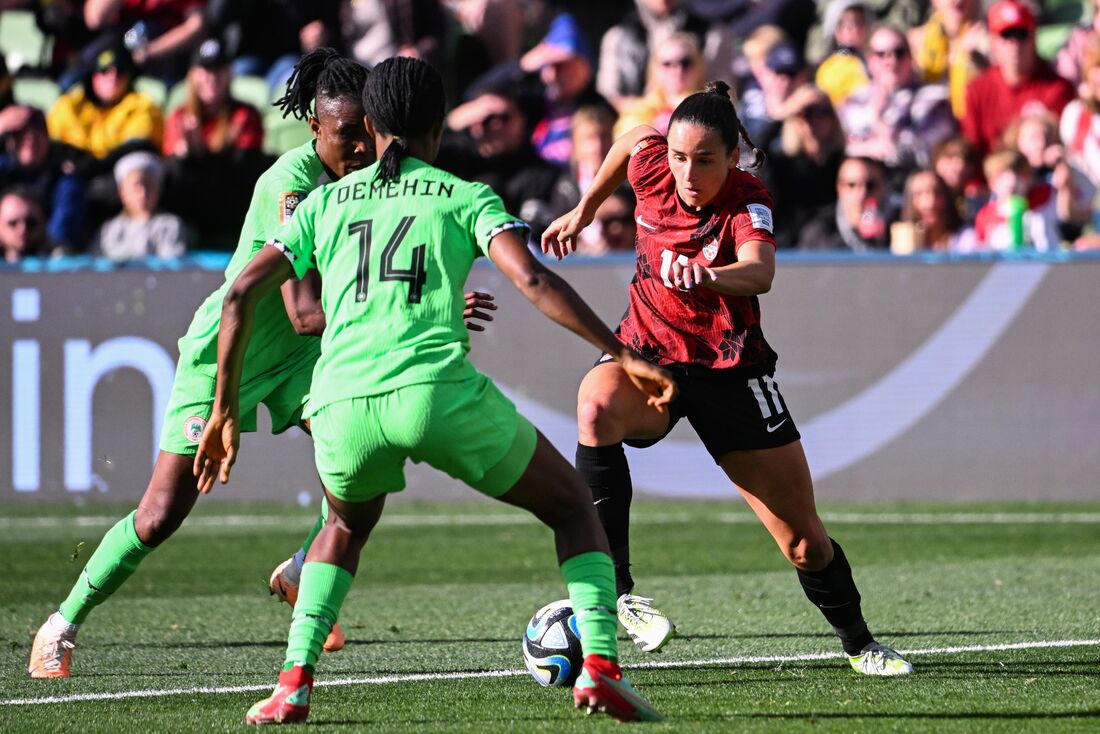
top-left (194, 245), bottom-right (294, 491)
top-left (672, 240), bottom-right (775, 295)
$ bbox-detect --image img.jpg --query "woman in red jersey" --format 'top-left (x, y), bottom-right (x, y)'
top-left (542, 80), bottom-right (914, 676)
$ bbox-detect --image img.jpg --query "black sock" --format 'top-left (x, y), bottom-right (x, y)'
top-left (796, 538), bottom-right (875, 655)
top-left (576, 442), bottom-right (634, 597)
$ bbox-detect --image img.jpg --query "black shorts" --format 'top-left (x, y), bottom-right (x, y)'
top-left (599, 358), bottom-right (801, 463)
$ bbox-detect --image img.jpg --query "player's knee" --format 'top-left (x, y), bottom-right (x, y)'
top-left (133, 504), bottom-right (184, 547)
top-left (786, 534), bottom-right (832, 572)
top-left (577, 396), bottom-right (623, 444)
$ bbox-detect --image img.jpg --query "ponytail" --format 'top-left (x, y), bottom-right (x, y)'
top-left (362, 57), bottom-right (446, 184)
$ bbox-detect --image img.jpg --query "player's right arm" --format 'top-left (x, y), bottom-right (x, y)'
top-left (489, 228), bottom-right (676, 410)
top-left (541, 124), bottom-right (660, 258)
top-left (282, 270), bottom-right (326, 336)
top-left (195, 245), bottom-right (297, 492)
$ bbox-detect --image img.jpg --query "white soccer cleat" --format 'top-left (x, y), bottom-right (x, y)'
top-left (28, 612), bottom-right (79, 678)
top-left (616, 594), bottom-right (676, 653)
top-left (848, 643), bottom-right (915, 676)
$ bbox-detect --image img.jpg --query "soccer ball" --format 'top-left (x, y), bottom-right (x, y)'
top-left (522, 599), bottom-right (584, 687)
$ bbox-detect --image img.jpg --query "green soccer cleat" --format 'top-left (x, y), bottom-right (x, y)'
top-left (572, 654), bottom-right (665, 722)
top-left (617, 593), bottom-right (676, 653)
top-left (848, 643), bottom-right (915, 676)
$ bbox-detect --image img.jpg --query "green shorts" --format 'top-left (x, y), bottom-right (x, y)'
top-left (310, 374), bottom-right (537, 503)
top-left (158, 342), bottom-right (320, 455)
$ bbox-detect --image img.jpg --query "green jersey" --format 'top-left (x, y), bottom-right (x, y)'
top-left (177, 140), bottom-right (328, 377)
top-left (276, 156), bottom-right (525, 414)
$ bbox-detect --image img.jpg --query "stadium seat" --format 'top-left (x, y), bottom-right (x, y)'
top-left (231, 75), bottom-right (272, 114)
top-left (12, 76), bottom-right (60, 110)
top-left (0, 10), bottom-right (48, 71)
top-left (164, 80), bottom-right (188, 114)
top-left (134, 77), bottom-right (167, 107)
top-left (263, 111), bottom-right (313, 156)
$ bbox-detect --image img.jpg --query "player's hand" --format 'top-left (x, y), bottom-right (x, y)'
top-left (621, 354), bottom-right (678, 412)
top-left (193, 411), bottom-right (240, 493)
top-left (541, 206), bottom-right (593, 260)
top-left (671, 259), bottom-right (717, 291)
top-left (463, 290), bottom-right (496, 331)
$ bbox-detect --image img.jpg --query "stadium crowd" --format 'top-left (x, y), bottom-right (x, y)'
top-left (1, 0), bottom-right (1099, 262)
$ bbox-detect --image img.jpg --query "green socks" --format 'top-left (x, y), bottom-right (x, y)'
top-left (561, 551), bottom-right (618, 660)
top-left (300, 495), bottom-right (329, 556)
top-left (58, 511), bottom-right (153, 624)
top-left (284, 562), bottom-right (354, 670)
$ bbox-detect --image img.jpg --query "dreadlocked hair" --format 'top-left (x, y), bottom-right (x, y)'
top-left (274, 47), bottom-right (369, 121)
top-left (362, 56), bottom-right (445, 183)
top-left (668, 80), bottom-right (765, 170)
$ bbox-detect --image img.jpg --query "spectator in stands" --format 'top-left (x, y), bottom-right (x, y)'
top-left (0, 186), bottom-right (52, 262)
top-left (92, 150), bottom-right (186, 259)
top-left (766, 85), bottom-right (847, 247)
top-left (908, 0), bottom-right (987, 120)
top-left (522, 104), bottom-right (616, 242)
top-left (1005, 112), bottom-right (1092, 230)
top-left (744, 40), bottom-right (812, 156)
top-left (47, 35), bottom-right (164, 160)
top-left (1056, 0), bottom-right (1100, 87)
top-left (596, 0), bottom-right (708, 111)
top-left (520, 13), bottom-right (610, 167)
top-left (573, 184), bottom-right (637, 256)
top-left (163, 37), bottom-right (264, 158)
top-left (973, 150), bottom-right (1061, 251)
top-left (735, 25), bottom-right (788, 147)
top-left (815, 0), bottom-right (871, 108)
top-left (797, 156), bottom-right (892, 251)
top-left (203, 0), bottom-right (338, 93)
top-left (839, 24), bottom-right (958, 173)
top-left (342, 0), bottom-right (449, 71)
top-left (438, 83), bottom-right (558, 225)
top-left (1060, 36), bottom-right (1100, 188)
top-left (613, 32), bottom-right (705, 136)
top-left (889, 169), bottom-right (977, 253)
top-left (83, 0), bottom-right (209, 85)
top-left (962, 0), bottom-right (1075, 155)
top-left (0, 105), bottom-right (88, 251)
top-left (932, 134), bottom-right (987, 225)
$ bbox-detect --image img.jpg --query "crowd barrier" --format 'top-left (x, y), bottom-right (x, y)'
top-left (2, 251), bottom-right (1097, 503)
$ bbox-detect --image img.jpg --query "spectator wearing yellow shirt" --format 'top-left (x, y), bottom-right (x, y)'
top-left (47, 36), bottom-right (163, 161)
top-left (815, 0), bottom-right (872, 108)
top-left (907, 0), bottom-right (988, 120)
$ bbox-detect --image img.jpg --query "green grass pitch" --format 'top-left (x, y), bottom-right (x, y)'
top-left (3, 499), bottom-right (1099, 732)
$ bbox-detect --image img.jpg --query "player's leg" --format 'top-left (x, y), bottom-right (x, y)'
top-left (719, 440), bottom-right (913, 675)
top-left (575, 361), bottom-right (677, 653)
top-left (431, 375), bottom-right (661, 722)
top-left (261, 371), bottom-right (346, 651)
top-left (246, 397), bottom-right (401, 725)
top-left (28, 451), bottom-right (199, 678)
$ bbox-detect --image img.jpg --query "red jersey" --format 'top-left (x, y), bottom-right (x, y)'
top-left (618, 135), bottom-right (777, 372)
top-left (162, 101), bottom-right (264, 157)
top-left (962, 63), bottom-right (1075, 155)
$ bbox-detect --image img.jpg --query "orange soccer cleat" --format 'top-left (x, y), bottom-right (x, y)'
top-left (269, 557), bottom-right (346, 652)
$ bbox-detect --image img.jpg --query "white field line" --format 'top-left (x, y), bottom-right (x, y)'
top-left (3, 638), bottom-right (1098, 707)
top-left (3, 511), bottom-right (1100, 531)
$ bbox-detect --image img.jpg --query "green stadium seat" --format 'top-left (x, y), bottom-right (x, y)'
top-left (263, 111), bottom-right (313, 156)
top-left (231, 75), bottom-right (272, 114)
top-left (12, 76), bottom-right (59, 111)
top-left (0, 10), bottom-right (47, 71)
top-left (134, 76), bottom-right (167, 107)
top-left (164, 80), bottom-right (188, 114)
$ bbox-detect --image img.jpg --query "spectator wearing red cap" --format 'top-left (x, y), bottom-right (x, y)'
top-left (961, 0), bottom-right (1075, 155)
